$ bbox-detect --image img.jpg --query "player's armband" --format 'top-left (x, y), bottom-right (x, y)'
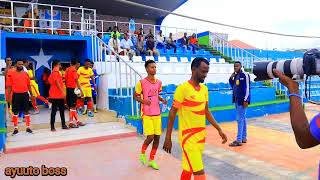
top-left (310, 113), bottom-right (320, 142)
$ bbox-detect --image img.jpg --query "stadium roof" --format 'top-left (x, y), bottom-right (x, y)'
top-left (22, 0), bottom-right (188, 21)
top-left (229, 40), bottom-right (257, 49)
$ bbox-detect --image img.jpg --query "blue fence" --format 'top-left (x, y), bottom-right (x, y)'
top-left (109, 86), bottom-right (277, 116)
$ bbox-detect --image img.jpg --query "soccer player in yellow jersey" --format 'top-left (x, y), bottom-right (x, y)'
top-left (26, 62), bottom-right (50, 113)
top-left (77, 59), bottom-right (96, 118)
top-left (134, 60), bottom-right (167, 170)
top-left (163, 57), bottom-right (228, 180)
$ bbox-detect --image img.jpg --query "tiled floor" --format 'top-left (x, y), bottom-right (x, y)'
top-left (1, 104), bottom-right (320, 179)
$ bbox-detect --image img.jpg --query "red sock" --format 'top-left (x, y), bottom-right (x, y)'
top-left (149, 148), bottom-right (157, 160)
top-left (69, 111), bottom-right (73, 124)
top-left (37, 96), bottom-right (49, 104)
top-left (31, 98), bottom-right (38, 111)
top-left (76, 99), bottom-right (84, 109)
top-left (194, 174), bottom-right (206, 180)
top-left (141, 144), bottom-right (148, 154)
top-left (25, 114), bottom-right (31, 127)
top-left (87, 100), bottom-right (93, 110)
top-left (180, 170), bottom-right (192, 180)
top-left (12, 115), bottom-right (18, 127)
top-left (72, 110), bottom-right (78, 121)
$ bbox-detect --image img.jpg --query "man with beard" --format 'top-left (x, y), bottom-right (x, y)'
top-left (163, 57), bottom-right (227, 180)
top-left (7, 60), bottom-right (33, 135)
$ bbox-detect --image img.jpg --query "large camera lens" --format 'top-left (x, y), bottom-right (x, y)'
top-left (253, 59), bottom-right (304, 81)
top-left (252, 61), bottom-right (270, 81)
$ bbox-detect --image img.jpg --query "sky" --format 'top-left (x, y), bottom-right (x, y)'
top-left (161, 0), bottom-right (320, 50)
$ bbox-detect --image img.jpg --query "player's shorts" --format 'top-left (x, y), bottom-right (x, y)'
top-left (81, 87), bottom-right (92, 98)
top-left (142, 115), bottom-right (162, 136)
top-left (66, 88), bottom-right (77, 108)
top-left (12, 92), bottom-right (30, 114)
top-left (182, 143), bottom-right (205, 172)
top-left (30, 81), bottom-right (40, 97)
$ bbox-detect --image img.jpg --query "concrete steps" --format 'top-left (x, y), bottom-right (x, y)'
top-left (5, 121), bottom-right (136, 153)
top-left (6, 108), bottom-right (118, 132)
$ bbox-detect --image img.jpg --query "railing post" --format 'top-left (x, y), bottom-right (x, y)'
top-left (119, 61), bottom-right (122, 96)
top-left (126, 65), bottom-right (129, 96)
top-left (50, 5), bottom-right (54, 34)
top-left (10, 1), bottom-right (14, 32)
top-left (135, 73), bottom-right (139, 116)
top-left (81, 6), bottom-right (84, 36)
top-left (69, 7), bottom-right (72, 35)
top-left (31, 3), bottom-right (34, 33)
top-left (94, 9), bottom-right (97, 35)
top-left (130, 68), bottom-right (134, 116)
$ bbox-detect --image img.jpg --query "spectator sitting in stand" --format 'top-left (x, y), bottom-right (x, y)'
top-left (146, 36), bottom-right (159, 56)
top-left (120, 33), bottom-right (135, 60)
top-left (189, 33), bottom-right (199, 54)
top-left (135, 27), bottom-right (144, 36)
top-left (73, 26), bottom-right (81, 36)
top-left (136, 35), bottom-right (146, 56)
top-left (146, 29), bottom-right (154, 40)
top-left (181, 32), bottom-right (189, 53)
top-left (156, 30), bottom-right (166, 50)
top-left (111, 26), bottom-right (121, 39)
top-left (107, 27), bottom-right (112, 33)
top-left (108, 33), bottom-right (122, 55)
top-left (166, 33), bottom-right (177, 53)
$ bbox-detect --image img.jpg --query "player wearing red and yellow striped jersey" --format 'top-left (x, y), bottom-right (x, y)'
top-left (163, 58), bottom-right (227, 180)
top-left (77, 59), bottom-right (96, 118)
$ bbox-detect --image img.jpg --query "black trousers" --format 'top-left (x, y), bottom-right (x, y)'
top-left (50, 99), bottom-right (66, 128)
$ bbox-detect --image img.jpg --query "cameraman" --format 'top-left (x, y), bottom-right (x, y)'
top-left (273, 69), bottom-right (320, 149)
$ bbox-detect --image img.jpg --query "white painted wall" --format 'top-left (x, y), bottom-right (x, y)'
top-left (94, 61), bottom-right (251, 89)
top-left (97, 74), bottom-right (109, 110)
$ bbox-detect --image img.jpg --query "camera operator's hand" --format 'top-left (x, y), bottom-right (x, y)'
top-left (273, 69), bottom-right (299, 93)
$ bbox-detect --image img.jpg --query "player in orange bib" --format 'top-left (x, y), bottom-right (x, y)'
top-left (163, 57), bottom-right (228, 180)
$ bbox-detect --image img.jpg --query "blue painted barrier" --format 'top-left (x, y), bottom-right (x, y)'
top-left (126, 101), bottom-right (290, 134)
top-left (0, 102), bottom-right (6, 152)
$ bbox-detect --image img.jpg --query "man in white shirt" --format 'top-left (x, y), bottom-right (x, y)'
top-left (108, 33), bottom-right (121, 55)
top-left (156, 30), bottom-right (165, 49)
top-left (120, 33), bottom-right (135, 60)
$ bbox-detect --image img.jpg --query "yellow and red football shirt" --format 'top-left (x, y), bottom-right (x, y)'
top-left (77, 66), bottom-right (93, 89)
top-left (173, 80), bottom-right (208, 145)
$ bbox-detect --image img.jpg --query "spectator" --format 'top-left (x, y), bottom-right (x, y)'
top-left (156, 30), bottom-right (166, 50)
top-left (73, 26), bottom-right (81, 36)
top-left (135, 27), bottom-right (144, 36)
top-left (120, 33), bottom-right (135, 60)
top-left (229, 61), bottom-right (250, 147)
top-left (107, 27), bottom-right (112, 33)
top-left (166, 33), bottom-right (177, 53)
top-left (189, 33), bottom-right (199, 54)
top-left (97, 33), bottom-right (102, 39)
top-left (146, 29), bottom-right (154, 40)
top-left (129, 17), bottom-right (135, 35)
top-left (23, 11), bottom-right (32, 32)
top-left (146, 36), bottom-right (159, 56)
top-left (111, 26), bottom-right (121, 39)
top-left (181, 32), bottom-right (189, 52)
top-left (108, 33), bottom-right (121, 54)
top-left (136, 35), bottom-right (146, 56)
